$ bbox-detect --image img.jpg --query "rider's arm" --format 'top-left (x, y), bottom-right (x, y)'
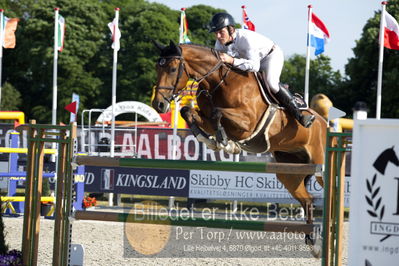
top-left (232, 37), bottom-right (261, 72)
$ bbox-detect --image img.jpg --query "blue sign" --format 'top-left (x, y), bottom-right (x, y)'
top-left (84, 166), bottom-right (189, 197)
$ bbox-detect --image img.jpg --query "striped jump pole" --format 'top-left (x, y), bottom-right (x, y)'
top-left (75, 156), bottom-right (323, 175)
top-left (74, 210), bottom-right (316, 234)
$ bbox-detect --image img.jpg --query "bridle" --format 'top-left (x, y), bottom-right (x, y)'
top-left (155, 48), bottom-right (228, 103)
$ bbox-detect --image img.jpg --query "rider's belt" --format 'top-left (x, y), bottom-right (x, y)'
top-left (266, 44), bottom-right (276, 57)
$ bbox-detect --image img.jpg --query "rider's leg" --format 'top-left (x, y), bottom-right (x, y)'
top-left (262, 46), bottom-right (314, 128)
top-left (274, 85), bottom-right (315, 128)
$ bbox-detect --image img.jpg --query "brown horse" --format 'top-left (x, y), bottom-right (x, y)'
top-left (152, 41), bottom-right (327, 246)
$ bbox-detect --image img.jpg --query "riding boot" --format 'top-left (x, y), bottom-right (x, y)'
top-left (274, 85), bottom-right (315, 128)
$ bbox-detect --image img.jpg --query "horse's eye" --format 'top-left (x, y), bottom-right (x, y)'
top-left (170, 68), bottom-right (177, 73)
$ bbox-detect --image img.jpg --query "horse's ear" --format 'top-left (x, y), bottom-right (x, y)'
top-left (169, 40), bottom-right (176, 48)
top-left (152, 40), bottom-right (165, 52)
top-left (169, 40), bottom-right (182, 56)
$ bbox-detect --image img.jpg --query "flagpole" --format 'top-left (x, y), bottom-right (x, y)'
top-left (171, 8), bottom-right (186, 160)
top-left (110, 7), bottom-right (119, 159)
top-left (108, 8), bottom-right (120, 207)
top-left (376, 1), bottom-right (387, 119)
top-left (304, 5), bottom-right (312, 104)
top-left (52, 8), bottom-right (59, 125)
top-left (0, 9), bottom-right (4, 110)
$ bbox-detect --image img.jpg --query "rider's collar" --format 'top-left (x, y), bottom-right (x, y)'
top-left (224, 32), bottom-right (236, 46)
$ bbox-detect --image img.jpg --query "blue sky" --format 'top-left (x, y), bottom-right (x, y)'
top-left (149, 0), bottom-right (384, 74)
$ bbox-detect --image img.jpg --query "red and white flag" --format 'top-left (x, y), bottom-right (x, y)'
top-left (241, 5), bottom-right (255, 31)
top-left (108, 17), bottom-right (121, 51)
top-left (383, 11), bottom-right (399, 50)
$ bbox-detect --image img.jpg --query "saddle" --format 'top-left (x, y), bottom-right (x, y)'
top-left (256, 72), bottom-right (308, 110)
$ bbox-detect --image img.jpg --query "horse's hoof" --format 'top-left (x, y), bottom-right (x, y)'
top-left (305, 234), bottom-right (315, 246)
top-left (305, 233), bottom-right (321, 259)
top-left (221, 141), bottom-right (241, 154)
top-left (310, 246), bottom-right (321, 259)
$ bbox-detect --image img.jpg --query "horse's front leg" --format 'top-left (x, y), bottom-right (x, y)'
top-left (211, 108), bottom-right (228, 146)
top-left (180, 106), bottom-right (219, 151)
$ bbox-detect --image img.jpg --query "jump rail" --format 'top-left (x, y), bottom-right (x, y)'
top-left (75, 156), bottom-right (323, 175)
top-left (74, 210), bottom-right (316, 234)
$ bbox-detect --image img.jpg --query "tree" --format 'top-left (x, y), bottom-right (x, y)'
top-left (342, 1), bottom-right (399, 118)
top-left (281, 54), bottom-right (342, 101)
top-left (0, 82), bottom-right (22, 110)
top-left (0, 0), bottom-right (231, 123)
top-left (103, 1), bottom-right (180, 105)
top-left (2, 0), bottom-right (107, 123)
top-left (184, 5), bottom-right (225, 47)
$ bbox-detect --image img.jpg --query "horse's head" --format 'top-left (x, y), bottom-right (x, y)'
top-left (152, 40), bottom-right (190, 113)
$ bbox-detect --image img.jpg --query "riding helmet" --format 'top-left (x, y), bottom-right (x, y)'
top-left (209, 13), bottom-right (236, 33)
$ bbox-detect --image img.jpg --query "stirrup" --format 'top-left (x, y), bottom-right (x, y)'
top-left (300, 114), bottom-right (315, 128)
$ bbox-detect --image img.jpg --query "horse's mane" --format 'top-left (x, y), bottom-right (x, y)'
top-left (180, 43), bottom-right (211, 50)
top-left (180, 43), bottom-right (221, 61)
top-left (159, 42), bottom-right (219, 60)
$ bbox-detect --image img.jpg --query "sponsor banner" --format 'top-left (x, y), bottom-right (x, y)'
top-left (189, 170), bottom-right (351, 206)
top-left (84, 166), bottom-right (189, 197)
top-left (82, 128), bottom-right (255, 162)
top-left (348, 119), bottom-right (399, 266)
top-left (0, 123), bottom-right (270, 162)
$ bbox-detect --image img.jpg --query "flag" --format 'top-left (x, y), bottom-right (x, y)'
top-left (308, 12), bottom-right (330, 55)
top-left (108, 18), bottom-right (121, 51)
top-left (179, 8), bottom-right (191, 44)
top-left (57, 15), bottom-right (65, 52)
top-left (2, 17), bottom-right (19, 49)
top-left (241, 5), bottom-right (255, 31)
top-left (65, 101), bottom-right (77, 114)
top-left (383, 11), bottom-right (399, 50)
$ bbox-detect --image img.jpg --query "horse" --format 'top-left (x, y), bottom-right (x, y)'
top-left (152, 41), bottom-right (327, 248)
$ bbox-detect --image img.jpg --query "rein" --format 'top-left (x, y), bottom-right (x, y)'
top-left (155, 47), bottom-right (229, 103)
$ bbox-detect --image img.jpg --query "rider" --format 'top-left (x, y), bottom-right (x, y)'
top-left (209, 12), bottom-right (315, 128)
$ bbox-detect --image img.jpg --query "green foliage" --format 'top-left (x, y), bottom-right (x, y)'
top-left (42, 178), bottom-right (51, 197)
top-left (185, 5), bottom-right (225, 46)
top-left (2, 0), bottom-right (396, 121)
top-left (2, 0), bottom-right (107, 123)
top-left (342, 0), bottom-right (399, 117)
top-left (0, 82), bottom-right (22, 110)
top-left (281, 54), bottom-right (342, 99)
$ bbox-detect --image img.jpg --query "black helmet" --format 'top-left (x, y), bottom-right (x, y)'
top-left (209, 13), bottom-right (235, 33)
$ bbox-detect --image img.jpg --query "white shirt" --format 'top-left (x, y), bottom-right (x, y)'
top-left (214, 29), bottom-right (275, 72)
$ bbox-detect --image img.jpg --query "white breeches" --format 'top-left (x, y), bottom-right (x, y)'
top-left (259, 45), bottom-right (284, 93)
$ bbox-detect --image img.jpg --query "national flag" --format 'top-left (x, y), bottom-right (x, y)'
top-left (308, 12), bottom-right (330, 55)
top-left (108, 18), bottom-right (121, 51)
top-left (241, 5), bottom-right (255, 31)
top-left (179, 8), bottom-right (191, 44)
top-left (2, 16), bottom-right (19, 49)
top-left (382, 11), bottom-right (399, 50)
top-left (57, 14), bottom-right (65, 52)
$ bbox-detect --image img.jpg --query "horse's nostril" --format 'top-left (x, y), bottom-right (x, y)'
top-left (159, 102), bottom-right (164, 111)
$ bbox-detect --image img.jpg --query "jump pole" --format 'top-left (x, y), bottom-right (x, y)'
top-left (74, 210), bottom-right (316, 234)
top-left (75, 156), bottom-right (323, 175)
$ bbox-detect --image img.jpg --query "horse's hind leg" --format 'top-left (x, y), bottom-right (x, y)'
top-left (276, 173), bottom-right (314, 224)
